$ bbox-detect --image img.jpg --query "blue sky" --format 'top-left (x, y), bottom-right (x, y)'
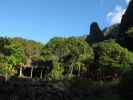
top-left (0, 0), bottom-right (130, 43)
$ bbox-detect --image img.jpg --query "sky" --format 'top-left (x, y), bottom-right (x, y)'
top-left (0, 0), bottom-right (130, 43)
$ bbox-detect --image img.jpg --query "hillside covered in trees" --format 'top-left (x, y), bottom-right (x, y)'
top-left (0, 0), bottom-right (133, 100)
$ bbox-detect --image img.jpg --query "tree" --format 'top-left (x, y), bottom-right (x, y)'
top-left (10, 37), bottom-right (43, 66)
top-left (0, 37), bottom-right (44, 79)
top-left (44, 37), bottom-right (94, 79)
top-left (7, 44), bottom-right (26, 66)
top-left (0, 37), bottom-right (12, 56)
top-left (47, 61), bottom-right (64, 80)
top-left (0, 56), bottom-right (16, 79)
top-left (93, 39), bottom-right (133, 80)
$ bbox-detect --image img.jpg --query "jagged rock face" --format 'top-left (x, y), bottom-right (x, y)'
top-left (90, 22), bottom-right (104, 39)
top-left (120, 0), bottom-right (133, 50)
top-left (86, 22), bottom-right (104, 43)
top-left (120, 0), bottom-right (133, 33)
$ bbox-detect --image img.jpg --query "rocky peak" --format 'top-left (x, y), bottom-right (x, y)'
top-left (90, 22), bottom-right (103, 37)
top-left (120, 0), bottom-right (133, 33)
top-left (86, 22), bottom-right (104, 43)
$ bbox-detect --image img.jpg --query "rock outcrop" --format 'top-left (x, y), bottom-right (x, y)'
top-left (119, 0), bottom-right (133, 50)
top-left (86, 22), bottom-right (104, 43)
top-left (120, 0), bottom-right (133, 33)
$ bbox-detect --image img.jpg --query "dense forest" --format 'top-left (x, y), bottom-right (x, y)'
top-left (0, 0), bottom-right (133, 100)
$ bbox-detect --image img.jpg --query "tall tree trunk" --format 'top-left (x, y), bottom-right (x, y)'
top-left (19, 67), bottom-right (23, 77)
top-left (78, 66), bottom-right (81, 77)
top-left (40, 70), bottom-right (43, 79)
top-left (30, 67), bottom-right (33, 78)
top-left (69, 64), bottom-right (73, 77)
top-left (5, 72), bottom-right (8, 81)
top-left (26, 57), bottom-right (32, 66)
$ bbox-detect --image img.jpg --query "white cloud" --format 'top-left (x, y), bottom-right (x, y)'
top-left (106, 0), bottom-right (131, 25)
top-left (106, 5), bottom-right (125, 25)
top-left (126, 0), bottom-right (131, 4)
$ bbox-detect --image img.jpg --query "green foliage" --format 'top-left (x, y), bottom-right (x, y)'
top-left (94, 39), bottom-right (133, 68)
top-left (123, 27), bottom-right (133, 50)
top-left (0, 37), bottom-right (43, 79)
top-left (126, 27), bottom-right (133, 39)
top-left (45, 37), bottom-right (93, 60)
top-left (7, 44), bottom-right (26, 66)
top-left (47, 61), bottom-right (63, 80)
top-left (0, 33), bottom-right (133, 81)
top-left (0, 37), bottom-right (12, 56)
top-left (93, 39), bottom-right (133, 79)
top-left (0, 56), bottom-right (16, 78)
top-left (10, 37), bottom-right (43, 66)
top-left (40, 49), bottom-right (59, 61)
top-left (44, 37), bottom-right (94, 78)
